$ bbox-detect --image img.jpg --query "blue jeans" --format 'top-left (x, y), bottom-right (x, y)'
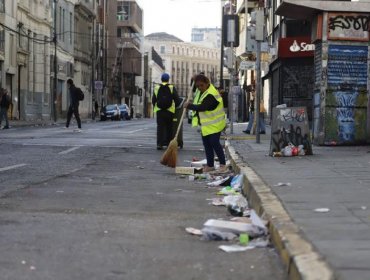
top-left (0, 107), bottom-right (9, 127)
top-left (245, 112), bottom-right (265, 132)
top-left (201, 132), bottom-right (226, 168)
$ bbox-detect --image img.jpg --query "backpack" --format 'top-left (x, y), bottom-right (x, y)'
top-left (156, 84), bottom-right (173, 110)
top-left (76, 87), bottom-right (84, 101)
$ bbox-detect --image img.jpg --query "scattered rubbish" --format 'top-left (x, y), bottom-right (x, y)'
top-left (207, 176), bottom-right (231, 187)
top-left (250, 210), bottom-right (268, 231)
top-left (189, 175), bottom-right (195, 181)
top-left (230, 175), bottom-right (243, 191)
top-left (223, 195), bottom-right (249, 217)
top-left (361, 206), bottom-right (367, 210)
top-left (29, 266), bottom-right (36, 270)
top-left (104, 230), bottom-right (108, 234)
top-left (203, 219), bottom-right (266, 237)
top-left (218, 244), bottom-right (254, 253)
top-left (21, 260), bottom-right (26, 265)
top-left (280, 143), bottom-right (305, 157)
top-left (175, 166), bottom-right (203, 175)
top-left (217, 186), bottom-right (239, 195)
top-left (201, 228), bottom-right (237, 241)
top-left (56, 190), bottom-right (64, 193)
top-left (210, 197), bottom-right (226, 206)
top-left (314, 208), bottom-right (330, 213)
top-left (156, 192), bottom-right (164, 195)
top-left (273, 182), bottom-right (292, 187)
top-left (230, 217), bottom-right (252, 223)
top-left (190, 159), bottom-right (207, 167)
top-left (218, 236), bottom-right (270, 252)
top-left (185, 227), bottom-right (203, 236)
top-left (239, 233), bottom-right (249, 245)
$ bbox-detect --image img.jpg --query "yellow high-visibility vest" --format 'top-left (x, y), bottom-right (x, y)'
top-left (153, 83), bottom-right (175, 113)
top-left (193, 84), bottom-right (226, 136)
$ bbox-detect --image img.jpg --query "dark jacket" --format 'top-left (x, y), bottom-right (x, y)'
top-left (0, 94), bottom-right (11, 109)
top-left (69, 85), bottom-right (80, 106)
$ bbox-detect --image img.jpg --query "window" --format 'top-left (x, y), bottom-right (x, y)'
top-left (0, 28), bottom-right (4, 52)
top-left (69, 12), bottom-right (72, 44)
top-left (117, 28), bottom-right (121, 38)
top-left (0, 0), bottom-right (4, 13)
top-left (62, 9), bottom-right (65, 42)
top-left (160, 45), bottom-right (165, 54)
top-left (117, 2), bottom-right (129, 21)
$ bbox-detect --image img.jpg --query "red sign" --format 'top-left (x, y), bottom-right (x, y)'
top-left (278, 37), bottom-right (315, 58)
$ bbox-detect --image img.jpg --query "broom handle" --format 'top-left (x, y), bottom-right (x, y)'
top-left (174, 82), bottom-right (194, 139)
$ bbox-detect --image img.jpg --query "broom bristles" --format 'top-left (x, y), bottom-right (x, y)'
top-left (160, 138), bottom-right (178, 168)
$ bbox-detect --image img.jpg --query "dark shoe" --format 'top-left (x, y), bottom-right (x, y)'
top-left (260, 131), bottom-right (266, 134)
top-left (2, 126), bottom-right (9, 129)
top-left (242, 130), bottom-right (250, 134)
top-left (157, 146), bottom-right (163, 150)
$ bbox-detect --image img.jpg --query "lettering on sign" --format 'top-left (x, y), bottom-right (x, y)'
top-left (328, 13), bottom-right (370, 41)
top-left (289, 40), bottom-right (315, 52)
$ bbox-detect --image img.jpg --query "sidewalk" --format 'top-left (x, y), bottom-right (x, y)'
top-left (225, 123), bottom-right (370, 280)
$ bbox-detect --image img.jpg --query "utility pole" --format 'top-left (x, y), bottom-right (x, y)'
top-left (52, 0), bottom-right (58, 122)
top-left (253, 9), bottom-right (264, 144)
top-left (91, 0), bottom-right (96, 119)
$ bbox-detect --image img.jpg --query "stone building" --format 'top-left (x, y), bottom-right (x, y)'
top-left (145, 32), bottom-right (221, 98)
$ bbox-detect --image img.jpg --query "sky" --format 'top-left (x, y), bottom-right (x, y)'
top-left (136, 0), bottom-right (223, 42)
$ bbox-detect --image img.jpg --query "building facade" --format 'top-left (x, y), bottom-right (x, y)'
top-left (145, 32), bottom-right (221, 98)
top-left (0, 0), bottom-right (98, 122)
top-left (105, 0), bottom-right (143, 112)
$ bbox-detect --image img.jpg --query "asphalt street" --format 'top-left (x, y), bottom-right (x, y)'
top-left (0, 119), bottom-right (285, 280)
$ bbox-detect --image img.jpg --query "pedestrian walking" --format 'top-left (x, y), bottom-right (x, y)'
top-left (152, 73), bottom-right (181, 150)
top-left (65, 79), bottom-right (82, 132)
top-left (184, 74), bottom-right (227, 173)
top-left (243, 91), bottom-right (266, 134)
top-left (0, 88), bottom-right (11, 129)
top-left (94, 100), bottom-right (99, 120)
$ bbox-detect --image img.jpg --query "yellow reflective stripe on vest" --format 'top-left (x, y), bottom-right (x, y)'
top-left (153, 83), bottom-right (175, 113)
top-left (196, 84), bottom-right (226, 136)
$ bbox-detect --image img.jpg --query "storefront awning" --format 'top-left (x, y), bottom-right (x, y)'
top-left (276, 0), bottom-right (370, 20)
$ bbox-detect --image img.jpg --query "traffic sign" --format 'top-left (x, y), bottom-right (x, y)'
top-left (239, 61), bottom-right (255, 70)
top-left (95, 80), bottom-right (103, 90)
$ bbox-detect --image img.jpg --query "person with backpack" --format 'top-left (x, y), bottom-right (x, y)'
top-left (152, 73), bottom-right (181, 150)
top-left (0, 88), bottom-right (11, 129)
top-left (65, 79), bottom-right (82, 132)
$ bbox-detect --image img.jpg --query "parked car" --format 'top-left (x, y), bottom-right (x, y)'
top-left (118, 104), bottom-right (131, 120)
top-left (100, 104), bottom-right (120, 121)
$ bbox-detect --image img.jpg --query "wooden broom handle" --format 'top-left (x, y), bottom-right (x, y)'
top-left (174, 82), bottom-right (194, 139)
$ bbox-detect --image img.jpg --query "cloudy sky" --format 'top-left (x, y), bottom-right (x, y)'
top-left (136, 0), bottom-right (222, 42)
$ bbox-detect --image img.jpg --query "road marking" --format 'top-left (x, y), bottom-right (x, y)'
top-left (126, 129), bottom-right (145, 134)
top-left (59, 146), bottom-right (80, 155)
top-left (0, 163), bottom-right (28, 172)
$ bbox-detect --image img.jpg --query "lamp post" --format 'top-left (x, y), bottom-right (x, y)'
top-left (52, 0), bottom-right (58, 122)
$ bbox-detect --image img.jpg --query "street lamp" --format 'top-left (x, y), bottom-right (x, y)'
top-left (52, 0), bottom-right (58, 122)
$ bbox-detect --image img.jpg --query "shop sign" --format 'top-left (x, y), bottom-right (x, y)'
top-left (278, 37), bottom-right (314, 58)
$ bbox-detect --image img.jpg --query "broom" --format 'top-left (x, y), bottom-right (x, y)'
top-left (160, 82), bottom-right (194, 168)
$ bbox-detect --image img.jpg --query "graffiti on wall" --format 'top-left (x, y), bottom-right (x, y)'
top-left (270, 107), bottom-right (313, 155)
top-left (328, 13), bottom-right (370, 41)
top-left (325, 45), bottom-right (368, 144)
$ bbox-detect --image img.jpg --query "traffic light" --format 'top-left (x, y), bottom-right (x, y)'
top-left (222, 14), bottom-right (240, 47)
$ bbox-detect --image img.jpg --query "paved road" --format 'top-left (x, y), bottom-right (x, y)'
top-left (0, 119), bottom-right (285, 280)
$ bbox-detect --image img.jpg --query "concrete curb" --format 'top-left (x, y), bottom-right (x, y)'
top-left (225, 140), bottom-right (336, 280)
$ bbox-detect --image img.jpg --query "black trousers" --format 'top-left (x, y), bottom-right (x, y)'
top-left (66, 104), bottom-right (81, 128)
top-left (156, 110), bottom-right (174, 146)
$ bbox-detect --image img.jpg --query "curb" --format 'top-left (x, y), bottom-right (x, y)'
top-left (225, 140), bottom-right (335, 280)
